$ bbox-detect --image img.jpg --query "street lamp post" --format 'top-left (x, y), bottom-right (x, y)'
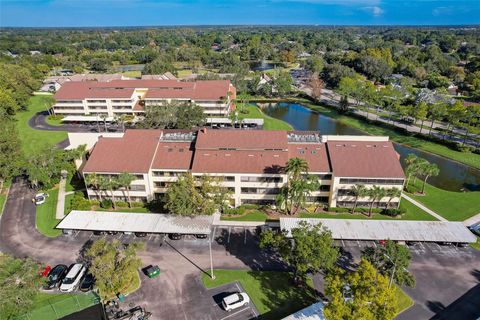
top-left (209, 226), bottom-right (216, 280)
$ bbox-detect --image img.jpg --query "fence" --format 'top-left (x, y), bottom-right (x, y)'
top-left (17, 291), bottom-right (101, 320)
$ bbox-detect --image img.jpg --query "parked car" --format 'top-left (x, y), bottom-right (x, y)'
top-left (168, 233), bottom-right (182, 240)
top-left (59, 264), bottom-right (86, 292)
top-left (135, 232), bottom-right (147, 238)
top-left (456, 242), bottom-right (469, 248)
top-left (44, 264), bottom-right (68, 290)
top-left (468, 224), bottom-right (480, 236)
top-left (222, 292), bottom-right (250, 312)
top-left (194, 234), bottom-right (208, 239)
top-left (106, 231), bottom-right (119, 235)
top-left (79, 273), bottom-right (95, 292)
top-left (93, 230), bottom-right (105, 236)
top-left (32, 193), bottom-right (49, 205)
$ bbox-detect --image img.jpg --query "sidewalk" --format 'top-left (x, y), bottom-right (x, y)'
top-left (401, 194), bottom-right (447, 222)
top-left (463, 212), bottom-right (480, 226)
top-left (55, 173), bottom-right (73, 219)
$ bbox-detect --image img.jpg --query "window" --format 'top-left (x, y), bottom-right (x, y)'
top-left (339, 178), bottom-right (404, 185)
top-left (130, 185), bottom-right (146, 192)
top-left (240, 176), bottom-right (282, 183)
top-left (319, 185), bottom-right (331, 192)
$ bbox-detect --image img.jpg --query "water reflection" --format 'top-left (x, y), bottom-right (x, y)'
top-left (263, 102), bottom-right (480, 191)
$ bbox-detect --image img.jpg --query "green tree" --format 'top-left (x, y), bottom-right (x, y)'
top-left (273, 71), bottom-right (293, 97)
top-left (143, 56), bottom-right (176, 75)
top-left (165, 172), bottom-right (228, 216)
top-left (367, 185), bottom-right (385, 217)
top-left (0, 120), bottom-right (23, 193)
top-left (414, 102), bottom-right (428, 134)
top-left (363, 240), bottom-right (415, 287)
top-left (86, 239), bottom-right (145, 300)
top-left (259, 221), bottom-right (339, 283)
top-left (0, 255), bottom-right (45, 320)
top-left (277, 158), bottom-right (319, 214)
top-left (175, 103), bottom-right (206, 129)
top-left (85, 173), bottom-right (103, 201)
top-left (350, 184), bottom-right (368, 214)
top-left (104, 175), bottom-right (120, 209)
top-left (385, 188), bottom-right (401, 209)
top-left (324, 259), bottom-right (397, 320)
top-left (118, 172), bottom-right (136, 207)
top-left (419, 162), bottom-right (440, 194)
top-left (0, 88), bottom-right (19, 117)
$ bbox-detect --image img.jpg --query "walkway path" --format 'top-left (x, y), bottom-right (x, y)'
top-left (55, 173), bottom-right (73, 219)
top-left (401, 194), bottom-right (447, 221)
top-left (463, 212), bottom-right (480, 226)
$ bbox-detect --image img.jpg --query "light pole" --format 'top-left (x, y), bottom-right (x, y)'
top-left (209, 226), bottom-right (216, 280)
top-left (383, 253), bottom-right (409, 289)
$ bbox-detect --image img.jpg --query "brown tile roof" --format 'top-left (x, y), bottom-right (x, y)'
top-left (195, 129), bottom-right (288, 150)
top-left (288, 143), bottom-right (331, 173)
top-left (152, 141), bottom-right (194, 170)
top-left (54, 79), bottom-right (233, 101)
top-left (326, 141), bottom-right (405, 179)
top-left (192, 150), bottom-right (288, 174)
top-left (83, 130), bottom-right (162, 173)
top-left (54, 82), bottom-right (135, 100)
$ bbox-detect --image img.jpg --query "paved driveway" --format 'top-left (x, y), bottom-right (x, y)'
top-left (1, 178), bottom-right (480, 320)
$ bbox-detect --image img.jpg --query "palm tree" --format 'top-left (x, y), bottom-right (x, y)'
top-left (100, 114), bottom-right (108, 132)
top-left (386, 188), bottom-right (402, 209)
top-left (85, 173), bottom-right (102, 201)
top-left (367, 186), bottom-right (385, 217)
top-left (404, 154), bottom-right (417, 187)
top-left (118, 172), bottom-right (136, 207)
top-left (97, 175), bottom-right (109, 203)
top-left (285, 157), bottom-right (309, 182)
top-left (105, 175), bottom-right (119, 209)
top-left (420, 163), bottom-right (440, 195)
top-left (350, 184), bottom-right (367, 214)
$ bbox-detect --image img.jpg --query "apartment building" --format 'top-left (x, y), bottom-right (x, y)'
top-left (81, 129), bottom-right (405, 209)
top-left (52, 79), bottom-right (236, 118)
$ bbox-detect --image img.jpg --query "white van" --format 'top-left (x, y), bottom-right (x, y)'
top-left (59, 264), bottom-right (86, 292)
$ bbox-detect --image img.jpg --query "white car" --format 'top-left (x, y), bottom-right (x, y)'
top-left (222, 292), bottom-right (250, 312)
top-left (59, 264), bottom-right (86, 292)
top-left (33, 193), bottom-right (49, 205)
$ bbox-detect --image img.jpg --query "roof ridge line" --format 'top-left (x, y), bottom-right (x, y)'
top-left (148, 130), bottom-right (163, 172)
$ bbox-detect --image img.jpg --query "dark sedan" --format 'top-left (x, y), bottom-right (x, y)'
top-left (44, 264), bottom-right (68, 290)
top-left (79, 273), bottom-right (95, 292)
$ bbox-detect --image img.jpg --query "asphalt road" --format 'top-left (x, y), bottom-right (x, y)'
top-left (1, 178), bottom-right (480, 319)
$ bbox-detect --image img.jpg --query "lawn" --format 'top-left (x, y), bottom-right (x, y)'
top-left (221, 199), bottom-right (437, 222)
top-left (23, 291), bottom-right (100, 320)
top-left (36, 188), bottom-right (62, 237)
top-left (394, 285), bottom-right (414, 315)
top-left (15, 95), bottom-right (67, 157)
top-left (202, 269), bottom-right (317, 320)
top-left (95, 207), bottom-right (149, 213)
top-left (406, 180), bottom-right (480, 221)
top-left (45, 115), bottom-right (64, 126)
top-left (239, 104), bottom-right (293, 130)
top-left (0, 194), bottom-right (6, 216)
top-left (471, 236), bottom-right (480, 251)
top-left (121, 70), bottom-right (141, 78)
top-left (302, 101), bottom-right (480, 170)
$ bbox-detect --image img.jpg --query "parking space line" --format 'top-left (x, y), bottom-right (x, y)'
top-left (227, 227), bottom-right (231, 243)
top-left (235, 283), bottom-right (241, 292)
top-left (219, 307), bottom-right (249, 320)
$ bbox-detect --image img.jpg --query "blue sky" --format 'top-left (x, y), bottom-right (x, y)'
top-left (1, 0), bottom-right (479, 27)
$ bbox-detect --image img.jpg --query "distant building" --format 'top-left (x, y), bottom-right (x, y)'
top-left (41, 73), bottom-right (126, 92)
top-left (80, 129), bottom-right (405, 208)
top-left (52, 79), bottom-right (236, 118)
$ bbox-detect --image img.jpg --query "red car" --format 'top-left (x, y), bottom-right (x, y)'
top-left (40, 265), bottom-right (52, 277)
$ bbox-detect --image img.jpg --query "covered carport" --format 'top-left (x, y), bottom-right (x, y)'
top-left (57, 211), bottom-right (217, 278)
top-left (279, 218), bottom-right (477, 244)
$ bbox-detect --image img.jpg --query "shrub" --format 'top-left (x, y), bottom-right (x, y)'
top-left (116, 201), bottom-right (128, 207)
top-left (90, 200), bottom-right (100, 206)
top-left (382, 208), bottom-right (406, 217)
top-left (454, 143), bottom-right (474, 153)
top-left (131, 201), bottom-right (144, 208)
top-left (70, 192), bottom-right (92, 210)
top-left (100, 199), bottom-right (113, 209)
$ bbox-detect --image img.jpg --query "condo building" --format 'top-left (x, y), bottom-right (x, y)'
top-left (81, 129), bottom-right (405, 209)
top-left (52, 79), bottom-right (236, 118)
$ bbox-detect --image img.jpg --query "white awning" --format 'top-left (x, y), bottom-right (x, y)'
top-left (206, 118), bottom-right (231, 124)
top-left (62, 116), bottom-right (115, 122)
top-left (280, 218), bottom-right (477, 243)
top-left (282, 302), bottom-right (325, 320)
top-left (57, 211), bottom-right (214, 234)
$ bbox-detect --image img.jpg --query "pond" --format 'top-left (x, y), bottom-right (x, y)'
top-left (249, 61), bottom-right (284, 71)
top-left (262, 102), bottom-right (480, 192)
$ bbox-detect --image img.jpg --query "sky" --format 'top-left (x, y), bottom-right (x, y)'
top-left (0, 0), bottom-right (479, 27)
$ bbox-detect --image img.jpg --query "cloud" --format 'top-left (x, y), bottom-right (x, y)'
top-left (363, 5), bottom-right (384, 17)
top-left (432, 6), bottom-right (453, 16)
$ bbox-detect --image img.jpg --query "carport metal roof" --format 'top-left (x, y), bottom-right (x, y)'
top-left (56, 211), bottom-right (214, 234)
top-left (282, 302), bottom-right (325, 320)
top-left (280, 218), bottom-right (477, 243)
top-left (62, 115), bottom-right (114, 122)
